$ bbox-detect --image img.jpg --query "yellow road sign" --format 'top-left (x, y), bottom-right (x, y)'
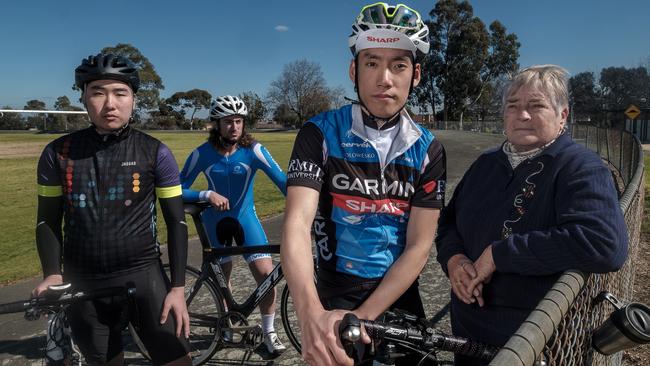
top-left (625, 104), bottom-right (641, 120)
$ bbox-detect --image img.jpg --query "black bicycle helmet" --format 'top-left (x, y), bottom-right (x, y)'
top-left (75, 53), bottom-right (140, 93)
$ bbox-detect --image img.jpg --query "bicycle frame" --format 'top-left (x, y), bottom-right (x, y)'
top-left (184, 202), bottom-right (285, 318)
top-left (194, 246), bottom-right (284, 318)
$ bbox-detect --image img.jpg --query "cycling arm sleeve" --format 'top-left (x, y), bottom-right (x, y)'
top-left (159, 195), bottom-right (188, 287)
top-left (179, 149), bottom-right (203, 202)
top-left (254, 143), bottom-right (287, 196)
top-left (36, 196), bottom-right (64, 277)
top-left (36, 143), bottom-right (64, 277)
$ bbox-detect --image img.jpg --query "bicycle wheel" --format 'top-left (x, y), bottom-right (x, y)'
top-left (129, 265), bottom-right (224, 365)
top-left (280, 283), bottom-right (302, 354)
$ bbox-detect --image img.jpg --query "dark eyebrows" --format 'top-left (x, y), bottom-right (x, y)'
top-left (391, 55), bottom-right (411, 62)
top-left (88, 85), bottom-right (130, 94)
top-left (359, 52), bottom-right (412, 65)
top-left (361, 52), bottom-right (380, 60)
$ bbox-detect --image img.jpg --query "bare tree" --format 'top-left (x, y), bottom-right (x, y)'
top-left (239, 91), bottom-right (267, 127)
top-left (267, 59), bottom-right (340, 127)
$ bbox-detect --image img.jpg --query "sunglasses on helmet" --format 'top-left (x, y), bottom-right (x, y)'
top-left (358, 2), bottom-right (422, 28)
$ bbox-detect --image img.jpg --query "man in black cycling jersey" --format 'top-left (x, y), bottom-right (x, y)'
top-left (281, 3), bottom-right (446, 366)
top-left (32, 53), bottom-right (191, 366)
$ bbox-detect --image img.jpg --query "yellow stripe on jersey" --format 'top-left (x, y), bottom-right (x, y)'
top-left (156, 185), bottom-right (182, 199)
top-left (38, 185), bottom-right (63, 197)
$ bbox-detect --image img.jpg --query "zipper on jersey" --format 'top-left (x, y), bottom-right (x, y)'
top-left (350, 129), bottom-right (387, 200)
top-left (225, 155), bottom-right (231, 201)
top-left (94, 146), bottom-right (108, 273)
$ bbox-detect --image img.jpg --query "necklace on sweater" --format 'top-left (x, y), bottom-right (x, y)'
top-left (501, 161), bottom-right (545, 239)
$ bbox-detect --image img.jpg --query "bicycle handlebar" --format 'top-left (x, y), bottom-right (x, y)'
top-left (0, 286), bottom-right (136, 315)
top-left (339, 312), bottom-right (498, 362)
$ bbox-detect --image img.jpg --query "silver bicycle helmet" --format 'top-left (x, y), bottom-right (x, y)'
top-left (209, 95), bottom-right (248, 120)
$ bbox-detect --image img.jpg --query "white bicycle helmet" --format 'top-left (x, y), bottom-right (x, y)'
top-left (209, 95), bottom-right (248, 120)
top-left (348, 2), bottom-right (430, 59)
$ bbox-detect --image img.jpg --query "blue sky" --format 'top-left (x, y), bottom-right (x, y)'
top-left (1, 0), bottom-right (649, 110)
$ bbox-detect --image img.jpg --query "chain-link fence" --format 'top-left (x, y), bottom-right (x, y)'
top-left (490, 125), bottom-right (645, 366)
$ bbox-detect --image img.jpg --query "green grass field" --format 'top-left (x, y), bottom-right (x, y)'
top-left (1, 131), bottom-right (648, 284)
top-left (0, 131), bottom-right (296, 283)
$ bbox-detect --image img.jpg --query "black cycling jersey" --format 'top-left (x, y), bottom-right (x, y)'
top-left (36, 126), bottom-right (187, 285)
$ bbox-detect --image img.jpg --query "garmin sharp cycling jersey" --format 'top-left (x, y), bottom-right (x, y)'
top-left (180, 141), bottom-right (286, 249)
top-left (287, 104), bottom-right (446, 279)
top-left (36, 127), bottom-right (183, 280)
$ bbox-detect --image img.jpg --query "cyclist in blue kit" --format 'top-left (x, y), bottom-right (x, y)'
top-left (281, 3), bottom-right (446, 365)
top-left (179, 95), bottom-right (287, 355)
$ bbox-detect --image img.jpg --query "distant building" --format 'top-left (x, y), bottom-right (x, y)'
top-left (411, 113), bottom-right (435, 128)
top-left (254, 119), bottom-right (285, 130)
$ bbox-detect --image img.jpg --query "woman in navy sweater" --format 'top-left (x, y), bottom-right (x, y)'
top-left (435, 65), bottom-right (628, 365)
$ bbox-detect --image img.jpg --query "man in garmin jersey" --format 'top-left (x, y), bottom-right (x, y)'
top-left (180, 95), bottom-right (287, 355)
top-left (281, 3), bottom-right (446, 366)
top-left (32, 53), bottom-right (191, 366)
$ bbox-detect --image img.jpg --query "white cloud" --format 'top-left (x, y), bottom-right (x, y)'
top-left (275, 25), bottom-right (289, 32)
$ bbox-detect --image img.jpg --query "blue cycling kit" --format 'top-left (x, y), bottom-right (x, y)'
top-left (180, 141), bottom-right (286, 262)
top-left (287, 104), bottom-right (446, 279)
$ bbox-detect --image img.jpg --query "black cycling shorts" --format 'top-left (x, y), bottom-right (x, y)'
top-left (65, 261), bottom-right (189, 365)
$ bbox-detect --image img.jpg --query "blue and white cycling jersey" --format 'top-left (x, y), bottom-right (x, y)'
top-left (287, 104), bottom-right (446, 279)
top-left (180, 141), bottom-right (286, 261)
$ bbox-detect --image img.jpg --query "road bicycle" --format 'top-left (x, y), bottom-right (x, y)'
top-left (131, 202), bottom-right (304, 365)
top-left (339, 310), bottom-right (499, 366)
top-left (0, 284), bottom-right (134, 366)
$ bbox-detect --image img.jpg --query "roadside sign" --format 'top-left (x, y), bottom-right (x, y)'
top-left (625, 104), bottom-right (641, 120)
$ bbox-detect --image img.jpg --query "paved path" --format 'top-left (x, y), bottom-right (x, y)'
top-left (0, 131), bottom-right (505, 365)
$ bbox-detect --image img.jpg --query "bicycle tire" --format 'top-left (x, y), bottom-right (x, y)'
top-left (129, 264), bottom-right (224, 365)
top-left (280, 283), bottom-right (302, 354)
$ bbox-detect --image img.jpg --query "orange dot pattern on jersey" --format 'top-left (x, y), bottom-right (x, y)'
top-left (132, 172), bottom-right (141, 193)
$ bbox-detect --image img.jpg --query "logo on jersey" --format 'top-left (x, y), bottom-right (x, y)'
top-left (423, 180), bottom-right (437, 194)
top-left (342, 215), bottom-right (363, 225)
top-left (332, 192), bottom-right (410, 216)
top-left (233, 165), bottom-right (243, 174)
top-left (313, 211), bottom-right (332, 260)
top-left (287, 159), bottom-right (323, 182)
top-left (434, 179), bottom-right (446, 201)
top-left (331, 173), bottom-right (414, 198)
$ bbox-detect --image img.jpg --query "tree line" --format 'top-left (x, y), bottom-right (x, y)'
top-left (570, 64), bottom-right (650, 126)
top-left (1, 0), bottom-right (647, 131)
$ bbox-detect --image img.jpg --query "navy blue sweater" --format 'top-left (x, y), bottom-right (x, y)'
top-left (435, 134), bottom-right (628, 344)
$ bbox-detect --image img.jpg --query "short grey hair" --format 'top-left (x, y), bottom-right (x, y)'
top-left (502, 64), bottom-right (569, 115)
